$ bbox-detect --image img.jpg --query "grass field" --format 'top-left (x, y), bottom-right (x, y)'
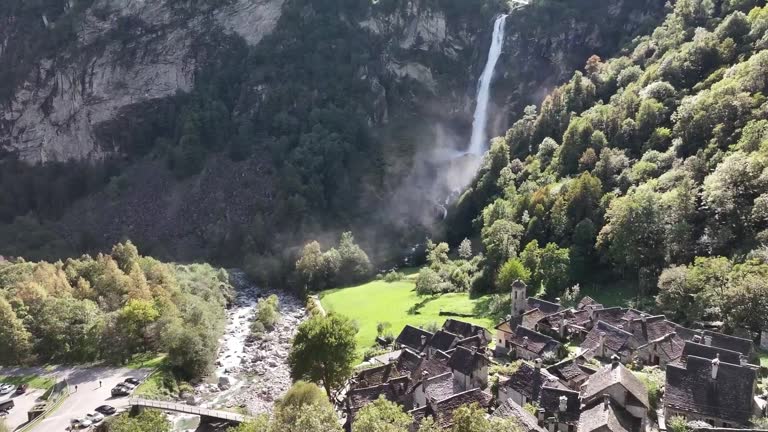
top-left (759, 350), bottom-right (768, 368)
top-left (320, 276), bottom-right (495, 357)
top-left (0, 374), bottom-right (55, 389)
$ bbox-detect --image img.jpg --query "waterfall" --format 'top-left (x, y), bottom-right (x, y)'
top-left (468, 14), bottom-right (508, 155)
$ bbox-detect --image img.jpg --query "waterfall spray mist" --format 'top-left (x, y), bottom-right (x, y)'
top-left (468, 14), bottom-right (507, 155)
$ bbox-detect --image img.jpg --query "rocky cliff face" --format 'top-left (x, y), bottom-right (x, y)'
top-left (1, 0), bottom-right (284, 163)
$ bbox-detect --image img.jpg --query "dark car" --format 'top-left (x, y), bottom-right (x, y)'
top-left (124, 378), bottom-right (141, 386)
top-left (15, 384), bottom-right (28, 395)
top-left (95, 405), bottom-right (117, 416)
top-left (0, 399), bottom-right (14, 413)
top-left (110, 385), bottom-right (130, 397)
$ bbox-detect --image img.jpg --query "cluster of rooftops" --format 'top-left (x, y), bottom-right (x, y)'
top-left (338, 281), bottom-right (768, 432)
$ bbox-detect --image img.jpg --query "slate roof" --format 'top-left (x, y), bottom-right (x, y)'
top-left (448, 346), bottom-right (489, 376)
top-left (409, 371), bottom-right (455, 402)
top-left (353, 362), bottom-right (404, 388)
top-left (625, 315), bottom-right (675, 345)
top-left (456, 335), bottom-right (484, 350)
top-left (546, 357), bottom-right (595, 384)
top-left (428, 330), bottom-right (460, 352)
top-left (540, 386), bottom-right (581, 423)
top-left (702, 331), bottom-right (754, 357)
top-left (577, 400), bottom-right (640, 432)
top-left (526, 297), bottom-right (562, 315)
top-left (591, 307), bottom-right (628, 327)
top-left (428, 388), bottom-right (493, 428)
top-left (522, 308), bottom-right (547, 330)
top-left (495, 318), bottom-right (515, 334)
top-left (576, 296), bottom-right (602, 311)
top-left (346, 383), bottom-right (397, 410)
top-left (581, 320), bottom-right (637, 357)
top-left (539, 309), bottom-right (591, 331)
top-left (509, 326), bottom-right (561, 355)
top-left (665, 355), bottom-right (757, 424)
top-left (492, 399), bottom-right (546, 432)
top-left (681, 341), bottom-right (742, 365)
top-left (501, 362), bottom-right (564, 402)
top-left (442, 319), bottom-right (491, 342)
top-left (581, 360), bottom-right (649, 409)
top-left (395, 348), bottom-right (451, 386)
top-left (396, 325), bottom-right (434, 352)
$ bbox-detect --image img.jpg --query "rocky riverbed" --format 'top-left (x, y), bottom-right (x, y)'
top-left (195, 270), bottom-right (307, 415)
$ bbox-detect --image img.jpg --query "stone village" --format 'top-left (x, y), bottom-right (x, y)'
top-left (338, 280), bottom-right (768, 432)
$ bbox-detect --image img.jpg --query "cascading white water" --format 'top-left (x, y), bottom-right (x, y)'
top-left (468, 14), bottom-right (508, 155)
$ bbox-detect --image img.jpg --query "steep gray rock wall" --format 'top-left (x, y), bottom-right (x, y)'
top-left (1, 0), bottom-right (284, 163)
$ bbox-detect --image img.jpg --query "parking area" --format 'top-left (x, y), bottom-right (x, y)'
top-left (1, 388), bottom-right (44, 430)
top-left (32, 367), bottom-right (151, 431)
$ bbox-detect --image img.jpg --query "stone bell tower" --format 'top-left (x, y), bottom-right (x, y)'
top-left (511, 279), bottom-right (527, 317)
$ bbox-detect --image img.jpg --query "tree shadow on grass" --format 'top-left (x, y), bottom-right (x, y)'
top-left (472, 294), bottom-right (508, 324)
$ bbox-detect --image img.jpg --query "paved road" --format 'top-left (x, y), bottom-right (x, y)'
top-left (0, 366), bottom-right (151, 432)
top-left (1, 388), bottom-right (44, 431)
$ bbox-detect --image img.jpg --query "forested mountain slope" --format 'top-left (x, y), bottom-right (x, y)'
top-left (448, 0), bottom-right (768, 334)
top-left (0, 0), bottom-right (665, 263)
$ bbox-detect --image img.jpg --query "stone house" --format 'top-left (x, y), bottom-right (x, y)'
top-left (395, 325), bottom-right (433, 352)
top-left (447, 346), bottom-right (490, 392)
top-left (409, 371), bottom-right (454, 410)
top-left (546, 357), bottom-right (595, 391)
top-left (492, 399), bottom-right (547, 432)
top-left (577, 396), bottom-right (642, 432)
top-left (504, 326), bottom-right (562, 361)
top-left (665, 355), bottom-right (758, 427)
top-left (539, 386), bottom-right (581, 432)
top-left (527, 297), bottom-right (563, 315)
top-left (680, 341), bottom-right (745, 365)
top-left (580, 357), bottom-right (649, 425)
top-left (498, 359), bottom-right (565, 407)
top-left (442, 319), bottom-right (492, 345)
top-left (580, 321), bottom-right (637, 363)
top-left (409, 388), bottom-right (493, 429)
top-left (425, 330), bottom-right (459, 359)
top-left (537, 308), bottom-right (591, 342)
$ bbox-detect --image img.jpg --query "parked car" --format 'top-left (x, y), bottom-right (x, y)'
top-left (124, 377), bottom-right (141, 386)
top-left (120, 382), bottom-right (136, 390)
top-left (0, 384), bottom-right (15, 395)
top-left (110, 385), bottom-right (130, 397)
top-left (0, 400), bottom-right (14, 413)
top-left (95, 405), bottom-right (117, 415)
top-left (15, 383), bottom-right (28, 395)
top-left (70, 417), bottom-right (93, 429)
top-left (86, 412), bottom-right (105, 423)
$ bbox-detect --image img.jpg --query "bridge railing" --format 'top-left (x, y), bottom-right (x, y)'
top-left (128, 398), bottom-right (247, 422)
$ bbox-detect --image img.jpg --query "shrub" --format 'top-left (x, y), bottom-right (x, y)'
top-left (383, 270), bottom-right (405, 283)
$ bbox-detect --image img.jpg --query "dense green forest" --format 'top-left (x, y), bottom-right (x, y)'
top-left (444, 0), bottom-right (768, 335)
top-left (0, 241), bottom-right (232, 378)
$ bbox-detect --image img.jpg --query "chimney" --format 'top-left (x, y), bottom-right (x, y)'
top-left (598, 331), bottom-right (606, 355)
top-left (641, 314), bottom-right (647, 323)
top-left (704, 335), bottom-right (712, 346)
top-left (617, 324), bottom-right (624, 330)
top-left (711, 354), bottom-right (720, 379)
top-left (420, 352), bottom-right (427, 359)
top-left (537, 408), bottom-right (545, 423)
top-left (523, 336), bottom-right (529, 348)
top-left (547, 418), bottom-right (556, 432)
top-left (555, 297), bottom-right (561, 304)
top-left (506, 314), bottom-right (512, 322)
top-left (421, 371), bottom-right (430, 391)
top-left (420, 335), bottom-right (427, 347)
top-left (559, 395), bottom-right (568, 413)
top-left (740, 354), bottom-right (748, 366)
top-left (693, 334), bottom-right (702, 343)
top-left (611, 355), bottom-right (620, 368)
top-left (534, 358), bottom-right (542, 369)
top-left (603, 394), bottom-right (610, 409)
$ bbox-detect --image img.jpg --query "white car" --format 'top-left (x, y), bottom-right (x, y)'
top-left (70, 418), bottom-right (93, 429)
top-left (86, 412), bottom-right (105, 423)
top-left (0, 384), bottom-right (15, 395)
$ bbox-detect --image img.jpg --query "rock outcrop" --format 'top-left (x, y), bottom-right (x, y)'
top-left (1, 0), bottom-right (284, 163)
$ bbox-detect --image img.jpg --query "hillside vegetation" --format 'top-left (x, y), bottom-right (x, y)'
top-left (0, 241), bottom-right (232, 378)
top-left (448, 0), bottom-right (768, 334)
